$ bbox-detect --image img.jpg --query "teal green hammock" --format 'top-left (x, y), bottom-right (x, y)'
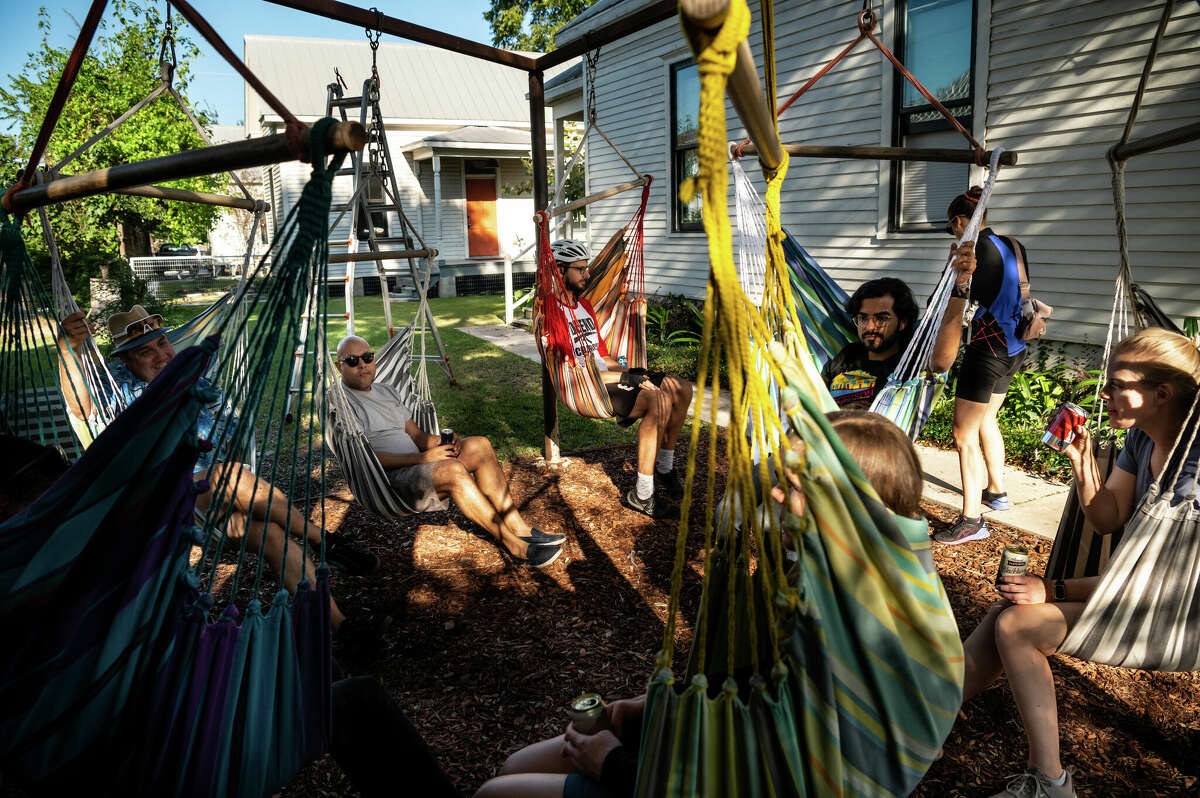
top-left (0, 118), bottom-right (347, 797)
top-left (634, 347), bottom-right (964, 797)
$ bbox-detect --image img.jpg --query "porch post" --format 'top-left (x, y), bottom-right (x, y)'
top-left (530, 69), bottom-right (559, 463)
top-left (432, 153), bottom-right (442, 252)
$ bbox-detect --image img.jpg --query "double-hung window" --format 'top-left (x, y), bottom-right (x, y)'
top-left (891, 0), bottom-right (977, 231)
top-left (670, 60), bottom-right (702, 232)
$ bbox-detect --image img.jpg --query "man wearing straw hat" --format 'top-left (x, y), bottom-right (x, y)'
top-left (57, 305), bottom-right (387, 658)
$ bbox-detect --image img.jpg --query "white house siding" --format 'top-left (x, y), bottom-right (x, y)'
top-left (582, 0), bottom-right (1200, 346)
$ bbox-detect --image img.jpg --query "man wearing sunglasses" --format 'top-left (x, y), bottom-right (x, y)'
top-left (335, 335), bottom-right (565, 568)
top-left (821, 278), bottom-right (918, 410)
top-left (57, 305), bottom-right (388, 659)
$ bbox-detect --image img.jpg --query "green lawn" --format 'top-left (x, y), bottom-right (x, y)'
top-left (39, 294), bottom-right (641, 463)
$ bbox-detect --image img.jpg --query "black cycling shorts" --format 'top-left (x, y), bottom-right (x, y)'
top-left (606, 370), bottom-right (666, 427)
top-left (955, 348), bottom-right (1026, 404)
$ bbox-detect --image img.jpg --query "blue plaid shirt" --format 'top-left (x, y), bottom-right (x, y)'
top-left (105, 360), bottom-right (225, 473)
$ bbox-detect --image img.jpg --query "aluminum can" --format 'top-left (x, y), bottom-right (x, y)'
top-left (440, 428), bottom-right (455, 446)
top-left (1042, 402), bottom-right (1089, 452)
top-left (995, 545), bottom-right (1029, 585)
top-left (567, 692), bottom-right (606, 734)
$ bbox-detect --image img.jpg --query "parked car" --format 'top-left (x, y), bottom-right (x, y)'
top-left (157, 243), bottom-right (199, 256)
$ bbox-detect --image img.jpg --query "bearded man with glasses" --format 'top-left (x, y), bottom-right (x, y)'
top-left (821, 277), bottom-right (918, 410)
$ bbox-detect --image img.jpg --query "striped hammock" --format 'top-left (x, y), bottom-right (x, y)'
top-left (1059, 394), bottom-right (1200, 671)
top-left (636, 7), bottom-right (962, 794)
top-left (532, 183), bottom-right (650, 419)
top-left (869, 147), bottom-right (1005, 440)
top-left (1, 117), bottom-right (346, 796)
top-left (731, 156), bottom-right (854, 371)
top-left (324, 325), bottom-right (438, 519)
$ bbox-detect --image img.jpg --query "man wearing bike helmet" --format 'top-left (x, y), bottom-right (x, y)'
top-left (550, 239), bottom-right (694, 519)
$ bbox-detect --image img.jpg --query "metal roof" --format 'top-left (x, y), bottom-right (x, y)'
top-left (555, 0), bottom-right (660, 48)
top-left (244, 35), bottom-right (577, 125)
top-left (400, 125), bottom-right (549, 157)
top-left (543, 61), bottom-right (583, 103)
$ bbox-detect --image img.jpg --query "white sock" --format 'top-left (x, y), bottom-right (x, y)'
top-left (655, 448), bottom-right (674, 473)
top-left (1045, 769), bottom-right (1067, 786)
top-left (636, 472), bottom-right (654, 501)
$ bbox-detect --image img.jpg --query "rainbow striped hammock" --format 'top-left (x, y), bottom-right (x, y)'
top-left (532, 183), bottom-right (650, 419)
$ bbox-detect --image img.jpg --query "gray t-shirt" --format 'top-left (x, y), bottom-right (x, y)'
top-left (342, 383), bottom-right (419, 456)
top-left (1115, 428), bottom-right (1200, 509)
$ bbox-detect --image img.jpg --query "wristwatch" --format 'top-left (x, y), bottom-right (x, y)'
top-left (1052, 579), bottom-right (1067, 602)
top-left (951, 281), bottom-right (971, 300)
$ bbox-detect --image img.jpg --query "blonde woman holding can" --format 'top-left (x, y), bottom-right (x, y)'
top-left (956, 327), bottom-right (1200, 798)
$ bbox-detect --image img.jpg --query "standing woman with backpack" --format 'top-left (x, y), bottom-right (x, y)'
top-left (931, 187), bottom-right (1046, 545)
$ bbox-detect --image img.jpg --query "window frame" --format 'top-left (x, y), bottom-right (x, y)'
top-left (888, 0), bottom-right (979, 233)
top-left (670, 59), bottom-right (703, 233)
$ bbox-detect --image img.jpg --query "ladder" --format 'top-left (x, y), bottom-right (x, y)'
top-left (285, 72), bottom-right (456, 419)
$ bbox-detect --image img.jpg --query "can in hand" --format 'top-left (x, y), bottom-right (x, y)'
top-left (995, 545), bottom-right (1029, 586)
top-left (440, 428), bottom-right (455, 446)
top-left (567, 693), bottom-right (607, 735)
top-left (1042, 402), bottom-right (1089, 452)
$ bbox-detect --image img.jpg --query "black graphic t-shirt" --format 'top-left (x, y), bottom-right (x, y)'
top-left (821, 342), bottom-right (901, 410)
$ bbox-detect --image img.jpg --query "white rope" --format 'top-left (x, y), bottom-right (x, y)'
top-left (892, 147), bottom-right (1004, 380)
top-left (731, 154), bottom-right (768, 307)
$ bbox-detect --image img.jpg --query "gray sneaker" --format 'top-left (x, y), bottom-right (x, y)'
top-left (933, 514), bottom-right (989, 545)
top-left (622, 486), bottom-right (678, 520)
top-left (989, 767), bottom-right (1076, 798)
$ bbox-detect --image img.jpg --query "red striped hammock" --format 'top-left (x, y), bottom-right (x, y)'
top-left (532, 183), bottom-right (650, 419)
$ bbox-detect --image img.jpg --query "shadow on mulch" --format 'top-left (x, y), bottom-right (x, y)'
top-left (281, 443), bottom-right (1198, 798)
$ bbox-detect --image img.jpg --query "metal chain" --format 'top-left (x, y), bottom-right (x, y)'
top-left (158, 1), bottom-right (177, 68)
top-left (366, 7), bottom-right (382, 83)
top-left (585, 48), bottom-right (600, 125)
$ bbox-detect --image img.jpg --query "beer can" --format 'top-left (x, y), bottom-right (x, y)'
top-left (440, 428), bottom-right (455, 446)
top-left (1042, 402), bottom-right (1089, 452)
top-left (995, 545), bottom-right (1029, 585)
top-left (567, 692), bottom-right (606, 734)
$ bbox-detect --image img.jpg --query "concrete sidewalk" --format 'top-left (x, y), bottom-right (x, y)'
top-left (458, 324), bottom-right (1068, 540)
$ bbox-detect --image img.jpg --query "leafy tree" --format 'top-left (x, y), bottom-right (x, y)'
top-left (485, 0), bottom-right (597, 51)
top-left (0, 1), bottom-right (226, 297)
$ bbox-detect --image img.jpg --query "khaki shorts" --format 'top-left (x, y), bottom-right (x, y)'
top-left (386, 462), bottom-right (450, 513)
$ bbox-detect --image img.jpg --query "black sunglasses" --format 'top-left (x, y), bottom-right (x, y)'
top-left (339, 352), bottom-right (375, 367)
top-left (944, 215), bottom-right (965, 236)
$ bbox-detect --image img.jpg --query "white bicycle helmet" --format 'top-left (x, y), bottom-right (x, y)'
top-left (550, 238), bottom-right (589, 267)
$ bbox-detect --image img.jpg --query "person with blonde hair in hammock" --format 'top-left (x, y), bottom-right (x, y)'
top-left (955, 327), bottom-right (1200, 798)
top-left (473, 409), bottom-right (930, 798)
top-left (550, 239), bottom-right (694, 520)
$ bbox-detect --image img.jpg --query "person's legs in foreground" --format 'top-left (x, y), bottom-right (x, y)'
top-left (473, 735), bottom-right (575, 798)
top-left (961, 602), bottom-right (1085, 796)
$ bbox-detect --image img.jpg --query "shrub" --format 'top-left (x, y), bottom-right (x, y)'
top-left (919, 362), bottom-right (1122, 483)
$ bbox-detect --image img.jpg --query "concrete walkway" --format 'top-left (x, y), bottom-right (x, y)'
top-left (459, 324), bottom-right (1069, 540)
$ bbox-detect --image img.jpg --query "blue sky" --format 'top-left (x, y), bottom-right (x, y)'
top-left (0, 1), bottom-right (497, 127)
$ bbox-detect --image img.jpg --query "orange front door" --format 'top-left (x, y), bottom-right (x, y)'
top-left (465, 177), bottom-right (499, 257)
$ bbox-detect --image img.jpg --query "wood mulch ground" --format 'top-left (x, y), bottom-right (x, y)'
top-left (280, 440), bottom-right (1199, 798)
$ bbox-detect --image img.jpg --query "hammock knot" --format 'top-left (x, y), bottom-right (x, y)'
top-left (720, 676), bottom-right (739, 696)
